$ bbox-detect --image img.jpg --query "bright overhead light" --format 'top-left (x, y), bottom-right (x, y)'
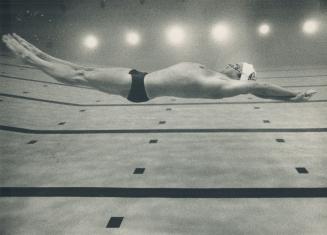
top-left (303, 19), bottom-right (320, 34)
top-left (126, 31), bottom-right (141, 46)
top-left (258, 23), bottom-right (271, 36)
top-left (166, 25), bottom-right (185, 46)
top-left (211, 23), bottom-right (231, 43)
top-left (83, 35), bottom-right (98, 49)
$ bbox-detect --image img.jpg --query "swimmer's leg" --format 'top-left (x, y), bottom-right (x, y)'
top-left (12, 33), bottom-right (91, 70)
top-left (2, 34), bottom-right (90, 86)
top-left (3, 34), bottom-right (132, 97)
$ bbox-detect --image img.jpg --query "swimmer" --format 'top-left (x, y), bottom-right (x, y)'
top-left (2, 33), bottom-right (316, 102)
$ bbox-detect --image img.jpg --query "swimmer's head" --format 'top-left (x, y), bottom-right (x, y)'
top-left (222, 62), bottom-right (256, 81)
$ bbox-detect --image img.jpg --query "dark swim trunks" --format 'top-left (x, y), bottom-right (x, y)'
top-left (127, 69), bottom-right (149, 103)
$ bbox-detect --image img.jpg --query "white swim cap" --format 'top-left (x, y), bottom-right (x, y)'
top-left (240, 62), bottom-right (256, 81)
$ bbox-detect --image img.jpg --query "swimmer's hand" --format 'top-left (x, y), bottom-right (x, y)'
top-left (290, 89), bottom-right (317, 102)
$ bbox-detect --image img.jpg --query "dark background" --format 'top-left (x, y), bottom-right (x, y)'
top-left (1, 0), bottom-right (326, 71)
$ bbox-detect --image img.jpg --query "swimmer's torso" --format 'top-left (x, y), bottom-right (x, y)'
top-left (144, 62), bottom-right (231, 99)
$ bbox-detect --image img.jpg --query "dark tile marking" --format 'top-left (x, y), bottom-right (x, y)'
top-left (27, 140), bottom-right (37, 144)
top-left (276, 138), bottom-right (285, 143)
top-left (159, 121), bottom-right (166, 124)
top-left (58, 122), bottom-right (66, 125)
top-left (296, 167), bottom-right (309, 174)
top-left (2, 187), bottom-right (327, 198)
top-left (254, 107), bottom-right (260, 109)
top-left (133, 168), bottom-right (145, 174)
top-left (23, 91), bottom-right (29, 94)
top-left (79, 109), bottom-right (86, 112)
top-left (0, 99), bottom-right (2, 102)
top-left (149, 139), bottom-right (158, 144)
top-left (263, 120), bottom-right (270, 123)
top-left (166, 108), bottom-right (172, 111)
top-left (106, 217), bottom-right (124, 228)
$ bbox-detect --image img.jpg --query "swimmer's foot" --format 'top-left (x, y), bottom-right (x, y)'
top-left (290, 89), bottom-right (317, 102)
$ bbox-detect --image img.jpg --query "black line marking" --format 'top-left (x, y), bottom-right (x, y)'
top-left (260, 74), bottom-right (327, 79)
top-left (296, 167), bottom-right (309, 174)
top-left (1, 125), bottom-right (326, 134)
top-left (263, 120), bottom-right (270, 123)
top-left (166, 108), bottom-right (172, 111)
top-left (257, 68), bottom-right (327, 72)
top-left (276, 138), bottom-right (285, 143)
top-left (1, 187), bottom-right (326, 198)
top-left (149, 139), bottom-right (158, 143)
top-left (0, 93), bottom-right (89, 106)
top-left (0, 74), bottom-right (92, 90)
top-left (79, 109), bottom-right (86, 112)
top-left (58, 122), bottom-right (66, 125)
top-left (282, 84), bottom-right (327, 88)
top-left (254, 107), bottom-right (260, 109)
top-left (0, 62), bottom-right (35, 69)
top-left (1, 93), bottom-right (326, 107)
top-left (159, 121), bottom-right (166, 124)
top-left (106, 217), bottom-right (124, 228)
top-left (133, 168), bottom-right (145, 174)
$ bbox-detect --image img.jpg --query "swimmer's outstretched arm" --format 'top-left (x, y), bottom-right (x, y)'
top-left (250, 82), bottom-right (316, 102)
top-left (11, 33), bottom-right (92, 70)
top-left (222, 80), bottom-right (316, 102)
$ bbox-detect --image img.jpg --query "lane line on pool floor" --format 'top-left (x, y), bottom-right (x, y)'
top-left (1, 92), bottom-right (327, 107)
top-left (1, 125), bottom-right (327, 134)
top-left (1, 187), bottom-right (327, 198)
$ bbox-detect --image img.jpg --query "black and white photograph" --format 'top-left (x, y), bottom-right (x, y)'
top-left (0, 0), bottom-right (326, 234)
